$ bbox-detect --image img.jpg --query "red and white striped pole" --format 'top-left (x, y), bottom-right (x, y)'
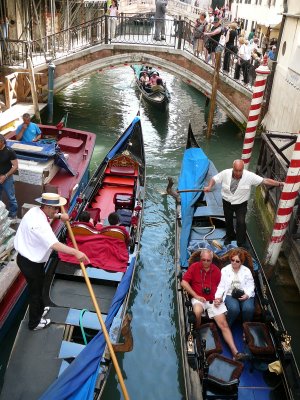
top-left (264, 133), bottom-right (300, 266)
top-left (242, 55), bottom-right (270, 169)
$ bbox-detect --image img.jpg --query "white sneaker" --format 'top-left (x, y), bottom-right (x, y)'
top-left (42, 306), bottom-right (50, 317)
top-left (33, 318), bottom-right (51, 331)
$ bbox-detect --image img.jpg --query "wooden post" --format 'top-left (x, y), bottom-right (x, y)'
top-left (27, 57), bottom-right (41, 123)
top-left (207, 51), bottom-right (221, 138)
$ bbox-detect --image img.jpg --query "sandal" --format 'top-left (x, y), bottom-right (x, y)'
top-left (234, 352), bottom-right (247, 361)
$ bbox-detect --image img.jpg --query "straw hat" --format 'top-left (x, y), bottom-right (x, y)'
top-left (35, 192), bottom-right (67, 206)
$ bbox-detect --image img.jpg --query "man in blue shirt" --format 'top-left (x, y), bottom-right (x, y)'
top-left (15, 113), bottom-right (41, 142)
top-left (268, 45), bottom-right (276, 61)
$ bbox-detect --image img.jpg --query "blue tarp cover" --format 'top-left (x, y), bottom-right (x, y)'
top-left (40, 257), bottom-right (135, 400)
top-left (178, 147), bottom-right (209, 267)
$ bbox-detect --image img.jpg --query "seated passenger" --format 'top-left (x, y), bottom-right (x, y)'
top-left (77, 211), bottom-right (102, 230)
top-left (181, 249), bottom-right (247, 361)
top-left (140, 71), bottom-right (150, 86)
top-left (149, 71), bottom-right (159, 86)
top-left (15, 113), bottom-right (42, 142)
top-left (106, 212), bottom-right (130, 244)
top-left (151, 77), bottom-right (164, 92)
top-left (215, 249), bottom-right (255, 327)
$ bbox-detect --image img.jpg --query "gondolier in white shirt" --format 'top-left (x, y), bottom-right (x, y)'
top-left (14, 193), bottom-right (89, 331)
top-left (203, 159), bottom-right (284, 248)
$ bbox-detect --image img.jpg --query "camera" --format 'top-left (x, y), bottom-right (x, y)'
top-left (202, 287), bottom-right (211, 295)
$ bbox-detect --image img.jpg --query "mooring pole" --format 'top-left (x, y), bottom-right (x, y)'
top-left (264, 132), bottom-right (300, 267)
top-left (241, 55), bottom-right (270, 169)
top-left (207, 51), bottom-right (221, 138)
top-left (47, 61), bottom-right (55, 124)
top-left (27, 57), bottom-right (41, 123)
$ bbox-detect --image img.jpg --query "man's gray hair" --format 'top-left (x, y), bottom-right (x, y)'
top-left (201, 249), bottom-right (213, 260)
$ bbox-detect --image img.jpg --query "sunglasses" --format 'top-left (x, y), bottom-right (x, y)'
top-left (231, 259), bottom-right (241, 263)
top-left (201, 259), bottom-right (212, 262)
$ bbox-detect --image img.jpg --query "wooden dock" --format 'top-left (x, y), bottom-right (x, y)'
top-left (0, 103), bottom-right (47, 136)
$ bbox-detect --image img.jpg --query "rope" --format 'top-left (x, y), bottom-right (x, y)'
top-left (79, 308), bottom-right (89, 345)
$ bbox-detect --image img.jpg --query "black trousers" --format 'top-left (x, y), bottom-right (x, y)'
top-left (17, 253), bottom-right (45, 329)
top-left (222, 199), bottom-right (248, 246)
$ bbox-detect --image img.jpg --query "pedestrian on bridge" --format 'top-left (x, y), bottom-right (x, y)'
top-left (154, 0), bottom-right (167, 41)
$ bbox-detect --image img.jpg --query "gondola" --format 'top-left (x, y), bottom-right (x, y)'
top-left (131, 64), bottom-right (170, 109)
top-left (168, 124), bottom-right (300, 400)
top-left (0, 117), bottom-right (96, 340)
top-left (0, 115), bottom-right (145, 400)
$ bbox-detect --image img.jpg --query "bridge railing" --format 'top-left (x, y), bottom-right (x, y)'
top-left (0, 14), bottom-right (256, 92)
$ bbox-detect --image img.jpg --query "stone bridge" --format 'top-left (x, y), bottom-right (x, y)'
top-left (35, 43), bottom-right (252, 128)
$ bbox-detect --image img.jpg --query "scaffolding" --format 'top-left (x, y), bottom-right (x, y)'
top-left (0, 0), bottom-right (106, 45)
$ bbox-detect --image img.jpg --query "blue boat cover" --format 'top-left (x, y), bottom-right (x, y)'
top-left (178, 148), bottom-right (209, 267)
top-left (40, 257), bottom-right (135, 400)
top-left (6, 140), bottom-right (75, 175)
top-left (105, 116), bottom-right (140, 162)
top-left (6, 140), bottom-right (56, 162)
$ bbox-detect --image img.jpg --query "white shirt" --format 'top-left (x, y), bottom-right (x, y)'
top-left (14, 207), bottom-right (58, 263)
top-left (215, 264), bottom-right (255, 300)
top-left (213, 169), bottom-right (263, 204)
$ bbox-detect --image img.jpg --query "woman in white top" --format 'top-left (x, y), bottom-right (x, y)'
top-left (215, 249), bottom-right (255, 326)
top-left (109, 0), bottom-right (119, 39)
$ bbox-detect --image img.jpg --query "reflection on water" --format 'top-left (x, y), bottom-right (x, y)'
top-left (1, 66), bottom-right (299, 398)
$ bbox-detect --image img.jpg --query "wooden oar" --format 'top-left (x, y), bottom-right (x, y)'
top-left (164, 177), bottom-right (205, 198)
top-left (177, 188), bottom-right (204, 193)
top-left (61, 205), bottom-right (130, 400)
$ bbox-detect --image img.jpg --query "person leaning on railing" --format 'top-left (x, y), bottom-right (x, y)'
top-left (203, 17), bottom-right (222, 66)
top-left (193, 12), bottom-right (207, 58)
top-left (223, 22), bottom-right (238, 73)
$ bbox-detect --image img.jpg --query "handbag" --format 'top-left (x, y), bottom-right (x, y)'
top-left (231, 288), bottom-right (245, 299)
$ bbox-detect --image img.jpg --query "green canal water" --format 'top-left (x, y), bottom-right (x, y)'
top-left (1, 66), bottom-right (299, 398)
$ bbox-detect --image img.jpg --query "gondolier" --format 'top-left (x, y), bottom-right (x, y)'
top-left (203, 159), bottom-right (284, 248)
top-left (14, 193), bottom-right (89, 331)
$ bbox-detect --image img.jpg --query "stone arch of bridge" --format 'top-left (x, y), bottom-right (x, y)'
top-left (37, 44), bottom-right (251, 127)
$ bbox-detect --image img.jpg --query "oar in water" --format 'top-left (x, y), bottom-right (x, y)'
top-left (61, 205), bottom-right (130, 400)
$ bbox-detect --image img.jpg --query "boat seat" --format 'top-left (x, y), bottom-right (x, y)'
top-left (203, 353), bottom-right (243, 400)
top-left (243, 322), bottom-right (275, 357)
top-left (58, 137), bottom-right (84, 152)
top-left (103, 175), bottom-right (136, 187)
top-left (197, 323), bottom-right (222, 357)
top-left (58, 341), bottom-right (85, 359)
top-left (71, 223), bottom-right (100, 236)
top-left (99, 227), bottom-right (127, 242)
top-left (105, 165), bottom-right (138, 177)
